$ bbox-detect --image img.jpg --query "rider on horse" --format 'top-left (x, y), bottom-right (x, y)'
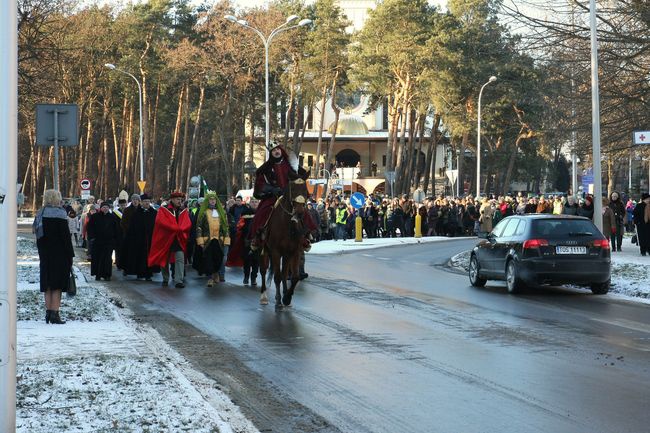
top-left (250, 141), bottom-right (316, 251)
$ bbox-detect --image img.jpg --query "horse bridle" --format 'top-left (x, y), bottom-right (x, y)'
top-left (277, 178), bottom-right (306, 218)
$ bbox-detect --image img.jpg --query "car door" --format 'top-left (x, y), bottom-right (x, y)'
top-left (481, 218), bottom-right (511, 275)
top-left (492, 218), bottom-right (521, 277)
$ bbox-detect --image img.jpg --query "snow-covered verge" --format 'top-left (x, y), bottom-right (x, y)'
top-left (448, 237), bottom-right (650, 303)
top-left (15, 236), bottom-right (259, 433)
top-left (308, 235), bottom-right (474, 255)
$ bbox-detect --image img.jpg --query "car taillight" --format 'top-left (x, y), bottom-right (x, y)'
top-left (523, 239), bottom-right (549, 249)
top-left (593, 239), bottom-right (610, 249)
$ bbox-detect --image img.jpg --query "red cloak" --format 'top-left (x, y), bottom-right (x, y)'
top-left (148, 206), bottom-right (192, 267)
top-left (225, 216), bottom-right (248, 267)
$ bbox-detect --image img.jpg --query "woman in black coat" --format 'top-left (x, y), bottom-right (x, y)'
top-left (87, 202), bottom-right (121, 280)
top-left (633, 193), bottom-right (650, 256)
top-left (34, 189), bottom-right (74, 324)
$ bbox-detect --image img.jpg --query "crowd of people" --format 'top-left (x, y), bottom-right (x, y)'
top-left (33, 142), bottom-right (650, 324)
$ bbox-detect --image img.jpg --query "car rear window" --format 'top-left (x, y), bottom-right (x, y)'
top-left (531, 219), bottom-right (598, 238)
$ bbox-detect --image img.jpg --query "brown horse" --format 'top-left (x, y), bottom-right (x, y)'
top-left (259, 171), bottom-right (310, 308)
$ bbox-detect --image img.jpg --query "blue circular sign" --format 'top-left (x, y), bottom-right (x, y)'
top-left (350, 192), bottom-right (366, 209)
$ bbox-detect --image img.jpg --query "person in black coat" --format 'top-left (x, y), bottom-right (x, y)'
top-left (632, 193), bottom-right (650, 256)
top-left (121, 194), bottom-right (158, 279)
top-left (87, 202), bottom-right (121, 280)
top-left (34, 189), bottom-right (74, 324)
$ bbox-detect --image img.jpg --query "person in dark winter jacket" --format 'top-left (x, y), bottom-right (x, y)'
top-left (87, 202), bottom-right (121, 281)
top-left (608, 192), bottom-right (626, 252)
top-left (632, 193), bottom-right (650, 256)
top-left (577, 196), bottom-right (594, 220)
top-left (562, 196), bottom-right (579, 215)
top-left (34, 189), bottom-right (74, 324)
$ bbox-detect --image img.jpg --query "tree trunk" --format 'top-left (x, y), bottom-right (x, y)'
top-left (186, 84), bottom-right (205, 192)
top-left (177, 83), bottom-right (191, 191)
top-left (150, 82), bottom-right (161, 197)
top-left (291, 99), bottom-right (303, 154)
top-left (168, 86), bottom-right (185, 191)
top-left (283, 76), bottom-right (295, 148)
top-left (423, 113), bottom-right (440, 196)
top-left (460, 131), bottom-right (469, 196)
top-left (322, 75), bottom-right (341, 198)
top-left (314, 87), bottom-right (328, 177)
top-left (404, 109), bottom-right (419, 193)
top-left (218, 85), bottom-right (235, 198)
top-left (393, 75), bottom-right (411, 195)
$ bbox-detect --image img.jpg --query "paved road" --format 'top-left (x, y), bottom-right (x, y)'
top-left (100, 237), bottom-right (649, 433)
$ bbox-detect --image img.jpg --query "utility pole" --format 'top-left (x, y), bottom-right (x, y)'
top-left (0, 0), bottom-right (18, 429)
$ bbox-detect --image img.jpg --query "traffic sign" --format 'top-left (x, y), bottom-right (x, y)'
top-left (350, 192), bottom-right (366, 209)
top-left (81, 190), bottom-right (91, 200)
top-left (137, 181), bottom-right (147, 193)
top-left (309, 179), bottom-right (327, 185)
top-left (80, 178), bottom-right (91, 190)
top-left (633, 131), bottom-right (650, 145)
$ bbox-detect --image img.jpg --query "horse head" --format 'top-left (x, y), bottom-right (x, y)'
top-left (287, 169), bottom-right (310, 213)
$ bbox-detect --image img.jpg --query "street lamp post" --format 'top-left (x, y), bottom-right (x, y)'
top-left (476, 76), bottom-right (497, 199)
top-left (105, 63), bottom-right (145, 193)
top-left (224, 14), bottom-right (312, 156)
top-left (589, 0), bottom-right (603, 233)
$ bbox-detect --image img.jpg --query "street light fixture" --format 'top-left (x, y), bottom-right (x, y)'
top-left (105, 63), bottom-right (145, 193)
top-left (224, 14), bottom-right (312, 156)
top-left (476, 75), bottom-right (497, 198)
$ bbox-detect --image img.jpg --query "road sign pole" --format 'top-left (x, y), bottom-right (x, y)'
top-left (0, 0), bottom-right (18, 429)
top-left (53, 109), bottom-right (60, 191)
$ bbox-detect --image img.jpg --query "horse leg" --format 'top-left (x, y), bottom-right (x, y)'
top-left (273, 253), bottom-right (283, 308)
top-left (280, 255), bottom-right (291, 307)
top-left (259, 252), bottom-right (269, 305)
top-left (283, 254), bottom-right (300, 307)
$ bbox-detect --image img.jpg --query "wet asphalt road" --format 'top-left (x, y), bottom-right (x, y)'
top-left (102, 237), bottom-right (649, 433)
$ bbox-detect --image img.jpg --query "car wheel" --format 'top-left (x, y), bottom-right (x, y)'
top-left (468, 254), bottom-right (487, 287)
top-left (505, 259), bottom-right (523, 294)
top-left (590, 280), bottom-right (610, 295)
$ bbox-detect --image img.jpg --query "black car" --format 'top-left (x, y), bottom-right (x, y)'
top-left (468, 214), bottom-right (611, 294)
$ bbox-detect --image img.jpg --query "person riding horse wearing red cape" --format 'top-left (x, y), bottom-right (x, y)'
top-left (250, 141), bottom-right (316, 251)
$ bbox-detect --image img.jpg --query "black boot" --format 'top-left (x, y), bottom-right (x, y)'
top-left (45, 310), bottom-right (52, 324)
top-left (49, 310), bottom-right (66, 324)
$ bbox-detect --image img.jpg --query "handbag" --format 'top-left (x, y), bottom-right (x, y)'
top-left (631, 234), bottom-right (638, 245)
top-left (67, 270), bottom-right (77, 297)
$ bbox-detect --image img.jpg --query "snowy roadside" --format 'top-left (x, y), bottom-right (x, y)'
top-left (16, 236), bottom-right (259, 433)
top-left (447, 237), bottom-right (650, 303)
top-left (308, 235), bottom-right (474, 255)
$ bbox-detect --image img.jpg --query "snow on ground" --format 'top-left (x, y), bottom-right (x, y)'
top-left (448, 237), bottom-right (650, 303)
top-left (308, 235), bottom-right (474, 255)
top-left (16, 236), bottom-right (259, 433)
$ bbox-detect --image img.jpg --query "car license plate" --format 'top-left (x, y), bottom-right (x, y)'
top-left (556, 246), bottom-right (587, 255)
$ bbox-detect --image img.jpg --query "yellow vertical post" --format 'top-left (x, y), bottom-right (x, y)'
top-left (415, 213), bottom-right (422, 238)
top-left (355, 215), bottom-right (363, 242)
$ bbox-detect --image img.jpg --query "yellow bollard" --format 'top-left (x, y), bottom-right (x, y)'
top-left (415, 213), bottom-right (422, 238)
top-left (355, 215), bottom-right (363, 242)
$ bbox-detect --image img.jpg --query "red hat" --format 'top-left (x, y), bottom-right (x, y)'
top-left (170, 191), bottom-right (185, 199)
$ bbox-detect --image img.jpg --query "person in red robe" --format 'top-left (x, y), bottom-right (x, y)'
top-left (148, 191), bottom-right (192, 288)
top-left (250, 141), bottom-right (316, 250)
